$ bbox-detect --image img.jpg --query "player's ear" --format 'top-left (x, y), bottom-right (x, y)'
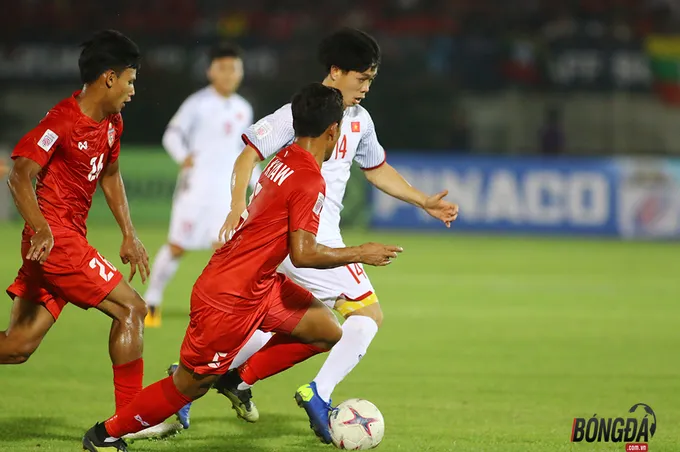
top-left (328, 122), bottom-right (340, 142)
top-left (104, 70), bottom-right (116, 89)
top-left (329, 66), bottom-right (342, 82)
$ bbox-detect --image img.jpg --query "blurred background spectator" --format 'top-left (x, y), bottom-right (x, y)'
top-left (1, 0), bottom-right (680, 155)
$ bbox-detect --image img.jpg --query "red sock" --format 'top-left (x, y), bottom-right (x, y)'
top-left (113, 358), bottom-right (144, 412)
top-left (105, 376), bottom-right (191, 438)
top-left (238, 334), bottom-right (325, 385)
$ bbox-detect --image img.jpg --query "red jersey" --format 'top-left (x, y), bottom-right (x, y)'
top-left (12, 91), bottom-right (123, 237)
top-left (194, 143), bottom-right (326, 308)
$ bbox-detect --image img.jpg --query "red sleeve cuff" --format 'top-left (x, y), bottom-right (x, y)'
top-left (242, 134), bottom-right (264, 161)
top-left (360, 149), bottom-right (387, 171)
top-left (361, 159), bottom-right (387, 171)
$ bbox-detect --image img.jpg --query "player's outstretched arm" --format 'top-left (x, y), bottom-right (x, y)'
top-left (363, 162), bottom-right (459, 227)
top-left (289, 229), bottom-right (402, 269)
top-left (219, 145), bottom-right (261, 242)
top-left (99, 160), bottom-right (150, 283)
top-left (7, 157), bottom-right (53, 263)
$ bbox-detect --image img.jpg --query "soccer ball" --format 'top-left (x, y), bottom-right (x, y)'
top-left (329, 398), bottom-right (385, 450)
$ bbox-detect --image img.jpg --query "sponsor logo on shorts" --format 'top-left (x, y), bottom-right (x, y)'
top-left (134, 414), bottom-right (151, 427)
top-left (208, 352), bottom-right (229, 369)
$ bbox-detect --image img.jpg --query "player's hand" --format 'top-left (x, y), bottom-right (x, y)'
top-left (120, 235), bottom-right (150, 284)
top-left (423, 190), bottom-right (459, 228)
top-left (358, 243), bottom-right (403, 267)
top-left (219, 207), bottom-right (245, 243)
top-left (182, 155), bottom-right (194, 169)
top-left (27, 227), bottom-right (54, 264)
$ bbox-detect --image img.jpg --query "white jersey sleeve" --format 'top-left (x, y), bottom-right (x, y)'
top-left (354, 111), bottom-right (386, 169)
top-left (162, 95), bottom-right (199, 164)
top-left (242, 104), bottom-right (294, 160)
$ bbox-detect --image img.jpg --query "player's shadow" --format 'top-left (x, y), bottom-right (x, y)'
top-left (188, 413), bottom-right (322, 449)
top-left (0, 416), bottom-right (77, 442)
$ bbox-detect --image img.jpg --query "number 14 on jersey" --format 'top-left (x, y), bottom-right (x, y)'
top-left (334, 135), bottom-right (347, 160)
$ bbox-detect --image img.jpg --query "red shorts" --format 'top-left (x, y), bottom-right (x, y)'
top-left (180, 273), bottom-right (314, 374)
top-left (6, 232), bottom-right (123, 320)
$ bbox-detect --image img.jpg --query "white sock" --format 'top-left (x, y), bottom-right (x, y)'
top-left (313, 315), bottom-right (378, 403)
top-left (144, 245), bottom-right (181, 308)
top-left (229, 330), bottom-right (273, 371)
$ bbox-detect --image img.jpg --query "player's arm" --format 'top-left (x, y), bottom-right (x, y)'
top-left (162, 97), bottom-right (196, 168)
top-left (289, 229), bottom-right (401, 269)
top-left (364, 162), bottom-right (458, 228)
top-left (357, 113), bottom-right (458, 227)
top-left (7, 157), bottom-right (53, 262)
top-left (220, 105), bottom-right (295, 241)
top-left (163, 128), bottom-right (192, 168)
top-left (99, 159), bottom-right (150, 282)
top-left (231, 145), bottom-right (261, 214)
top-left (287, 175), bottom-right (402, 269)
top-left (218, 144), bottom-right (262, 242)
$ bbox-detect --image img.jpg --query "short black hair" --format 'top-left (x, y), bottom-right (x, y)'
top-left (79, 30), bottom-right (140, 84)
top-left (291, 83), bottom-right (344, 138)
top-left (209, 42), bottom-right (243, 62)
top-left (318, 28), bottom-right (381, 73)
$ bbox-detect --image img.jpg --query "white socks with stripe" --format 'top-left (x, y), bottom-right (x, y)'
top-left (313, 315), bottom-right (379, 403)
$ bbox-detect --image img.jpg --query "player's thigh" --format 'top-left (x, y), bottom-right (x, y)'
top-left (96, 278), bottom-right (147, 322)
top-left (180, 290), bottom-right (266, 375)
top-left (7, 245), bottom-right (68, 323)
top-left (341, 300), bottom-right (383, 328)
top-left (289, 298), bottom-right (342, 347)
top-left (44, 240), bottom-right (124, 313)
top-left (205, 204), bottom-right (231, 248)
top-left (280, 257), bottom-right (379, 320)
top-left (168, 195), bottom-right (208, 251)
top-left (262, 275), bottom-right (341, 345)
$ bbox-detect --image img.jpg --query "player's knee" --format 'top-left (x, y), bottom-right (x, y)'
top-left (328, 322), bottom-right (343, 346)
top-left (343, 299), bottom-right (383, 329)
top-left (119, 293), bottom-right (148, 324)
top-left (0, 333), bottom-right (39, 364)
top-left (168, 243), bottom-right (185, 258)
top-left (172, 364), bottom-right (217, 400)
top-left (130, 297), bottom-right (148, 322)
top-left (320, 318), bottom-right (343, 349)
top-left (358, 308), bottom-right (383, 329)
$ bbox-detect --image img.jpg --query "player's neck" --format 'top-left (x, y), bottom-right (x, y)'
top-left (76, 85), bottom-right (110, 123)
top-left (293, 138), bottom-right (324, 168)
top-left (211, 85), bottom-right (234, 98)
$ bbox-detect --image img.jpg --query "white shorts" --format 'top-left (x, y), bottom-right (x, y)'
top-left (168, 191), bottom-right (229, 251)
top-left (278, 256), bottom-right (375, 309)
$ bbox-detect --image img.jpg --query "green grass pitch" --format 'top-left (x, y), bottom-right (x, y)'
top-left (0, 222), bottom-right (678, 451)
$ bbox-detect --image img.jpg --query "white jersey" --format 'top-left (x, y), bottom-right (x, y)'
top-left (163, 86), bottom-right (256, 202)
top-left (243, 104), bottom-right (386, 245)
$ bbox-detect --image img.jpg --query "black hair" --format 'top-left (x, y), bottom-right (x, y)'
top-left (79, 30), bottom-right (140, 84)
top-left (209, 42), bottom-right (243, 62)
top-left (291, 83), bottom-right (344, 138)
top-left (318, 28), bottom-right (381, 73)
